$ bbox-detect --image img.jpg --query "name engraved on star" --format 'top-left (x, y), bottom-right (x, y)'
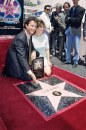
top-left (52, 91), bottom-right (62, 96)
top-left (42, 86), bottom-right (57, 93)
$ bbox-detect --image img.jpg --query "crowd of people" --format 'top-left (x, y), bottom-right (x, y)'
top-left (2, 0), bottom-right (86, 83)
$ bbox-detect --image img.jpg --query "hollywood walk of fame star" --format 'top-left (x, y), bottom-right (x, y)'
top-left (26, 81), bottom-right (83, 111)
top-left (35, 60), bottom-right (42, 70)
top-left (4, 2), bottom-right (14, 17)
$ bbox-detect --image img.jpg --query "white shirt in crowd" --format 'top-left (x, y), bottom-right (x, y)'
top-left (39, 12), bottom-right (51, 33)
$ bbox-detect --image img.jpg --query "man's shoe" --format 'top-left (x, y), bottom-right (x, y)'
top-left (72, 63), bottom-right (77, 68)
top-left (51, 51), bottom-right (55, 56)
top-left (63, 61), bottom-right (71, 64)
top-left (58, 55), bottom-right (61, 60)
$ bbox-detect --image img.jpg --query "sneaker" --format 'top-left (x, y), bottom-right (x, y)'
top-left (56, 50), bottom-right (59, 54)
top-left (72, 63), bottom-right (77, 68)
top-left (52, 52), bottom-right (55, 56)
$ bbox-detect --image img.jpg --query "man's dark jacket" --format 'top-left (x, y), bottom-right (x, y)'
top-left (83, 13), bottom-right (86, 37)
top-left (66, 5), bottom-right (85, 29)
top-left (3, 31), bottom-right (35, 80)
top-left (50, 11), bottom-right (59, 31)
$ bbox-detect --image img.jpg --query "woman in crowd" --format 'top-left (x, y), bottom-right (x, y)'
top-left (32, 19), bottom-right (52, 76)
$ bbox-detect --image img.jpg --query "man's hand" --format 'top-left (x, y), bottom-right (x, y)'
top-left (54, 15), bottom-right (58, 21)
top-left (28, 70), bottom-right (38, 84)
top-left (50, 26), bottom-right (54, 32)
top-left (31, 51), bottom-right (36, 61)
top-left (83, 37), bottom-right (86, 41)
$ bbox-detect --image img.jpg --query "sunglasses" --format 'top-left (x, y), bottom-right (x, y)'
top-left (46, 9), bottom-right (50, 11)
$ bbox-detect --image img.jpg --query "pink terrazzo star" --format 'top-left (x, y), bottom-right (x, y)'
top-left (26, 81), bottom-right (83, 111)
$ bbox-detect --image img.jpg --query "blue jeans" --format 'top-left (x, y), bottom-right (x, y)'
top-left (65, 27), bottom-right (81, 64)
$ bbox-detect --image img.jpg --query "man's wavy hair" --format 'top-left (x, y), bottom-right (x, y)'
top-left (24, 16), bottom-right (38, 29)
top-left (63, 2), bottom-right (71, 9)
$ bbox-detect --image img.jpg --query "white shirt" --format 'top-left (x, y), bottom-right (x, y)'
top-left (32, 33), bottom-right (49, 66)
top-left (32, 33), bottom-right (49, 58)
top-left (39, 12), bottom-right (51, 33)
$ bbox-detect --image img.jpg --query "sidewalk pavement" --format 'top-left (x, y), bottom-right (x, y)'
top-left (51, 56), bottom-right (86, 79)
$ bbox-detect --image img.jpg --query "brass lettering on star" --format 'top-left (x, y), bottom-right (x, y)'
top-left (52, 91), bottom-right (62, 96)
